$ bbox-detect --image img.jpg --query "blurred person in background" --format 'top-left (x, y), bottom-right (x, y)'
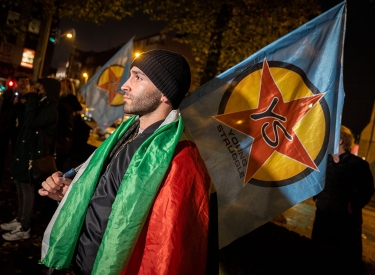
top-left (55, 79), bottom-right (89, 172)
top-left (312, 125), bottom-right (374, 266)
top-left (0, 73), bottom-right (30, 184)
top-left (1, 78), bottom-right (60, 241)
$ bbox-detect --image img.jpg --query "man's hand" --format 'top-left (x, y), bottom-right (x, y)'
top-left (38, 171), bottom-right (73, 201)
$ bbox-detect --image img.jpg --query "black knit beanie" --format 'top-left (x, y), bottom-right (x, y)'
top-left (131, 49), bottom-right (191, 109)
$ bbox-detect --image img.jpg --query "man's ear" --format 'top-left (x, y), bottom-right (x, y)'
top-left (339, 138), bottom-right (343, 145)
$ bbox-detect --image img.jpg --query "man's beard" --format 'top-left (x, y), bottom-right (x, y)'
top-left (123, 89), bottom-right (162, 116)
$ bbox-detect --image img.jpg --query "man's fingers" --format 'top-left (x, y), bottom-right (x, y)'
top-left (51, 171), bottom-right (72, 187)
top-left (43, 175), bottom-right (62, 193)
top-left (40, 171), bottom-right (72, 199)
top-left (38, 188), bottom-right (49, 196)
top-left (43, 172), bottom-right (66, 191)
top-left (38, 187), bottom-right (62, 201)
top-left (41, 180), bottom-right (57, 193)
top-left (52, 171), bottom-right (64, 186)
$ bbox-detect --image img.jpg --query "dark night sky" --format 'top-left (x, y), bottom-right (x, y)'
top-left (51, 12), bottom-right (165, 68)
top-left (325, 0), bottom-right (375, 136)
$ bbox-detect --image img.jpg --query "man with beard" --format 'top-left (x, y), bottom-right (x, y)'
top-left (38, 50), bottom-right (218, 275)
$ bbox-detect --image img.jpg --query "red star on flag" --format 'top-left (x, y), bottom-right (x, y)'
top-left (97, 66), bottom-right (122, 105)
top-left (214, 59), bottom-right (324, 184)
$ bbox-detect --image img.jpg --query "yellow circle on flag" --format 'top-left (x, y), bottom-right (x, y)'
top-left (220, 62), bottom-right (329, 186)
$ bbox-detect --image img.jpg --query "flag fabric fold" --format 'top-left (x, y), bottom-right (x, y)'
top-left (80, 38), bottom-right (133, 131)
top-left (180, 2), bottom-right (347, 248)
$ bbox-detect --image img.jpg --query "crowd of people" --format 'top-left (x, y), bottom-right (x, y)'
top-left (0, 73), bottom-right (90, 242)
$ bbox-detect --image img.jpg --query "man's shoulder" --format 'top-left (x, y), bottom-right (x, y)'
top-left (169, 139), bottom-right (211, 186)
top-left (347, 153), bottom-right (369, 166)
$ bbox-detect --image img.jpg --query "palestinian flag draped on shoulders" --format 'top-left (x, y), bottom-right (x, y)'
top-left (40, 110), bottom-right (214, 274)
top-left (180, 2), bottom-right (346, 248)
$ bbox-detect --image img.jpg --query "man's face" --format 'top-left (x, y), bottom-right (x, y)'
top-left (120, 66), bottom-right (162, 116)
top-left (17, 77), bottom-right (30, 91)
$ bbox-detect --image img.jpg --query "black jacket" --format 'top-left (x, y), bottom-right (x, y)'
top-left (56, 94), bottom-right (83, 157)
top-left (11, 78), bottom-right (60, 182)
top-left (314, 152), bottom-right (374, 224)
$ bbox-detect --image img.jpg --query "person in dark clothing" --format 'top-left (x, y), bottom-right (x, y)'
top-left (312, 125), bottom-right (374, 263)
top-left (55, 79), bottom-right (85, 172)
top-left (70, 112), bottom-right (91, 166)
top-left (0, 73), bottom-right (30, 184)
top-left (1, 78), bottom-right (60, 241)
top-left (39, 50), bottom-right (218, 275)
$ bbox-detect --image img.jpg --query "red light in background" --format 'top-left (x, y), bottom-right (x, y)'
top-left (5, 79), bottom-right (16, 89)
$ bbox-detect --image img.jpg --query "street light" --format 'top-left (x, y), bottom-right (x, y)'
top-left (57, 29), bottom-right (75, 44)
top-left (65, 29), bottom-right (76, 79)
top-left (83, 72), bottom-right (88, 84)
top-left (55, 29), bottom-right (76, 79)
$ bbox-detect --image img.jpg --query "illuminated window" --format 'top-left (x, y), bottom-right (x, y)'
top-left (20, 48), bottom-right (35, 68)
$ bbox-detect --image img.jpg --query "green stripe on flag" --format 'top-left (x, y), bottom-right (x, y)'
top-left (93, 116), bottom-right (183, 274)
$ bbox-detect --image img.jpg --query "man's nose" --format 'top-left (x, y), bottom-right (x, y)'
top-left (120, 81), bottom-right (130, 93)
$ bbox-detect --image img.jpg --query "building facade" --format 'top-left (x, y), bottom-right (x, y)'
top-left (0, 4), bottom-right (57, 88)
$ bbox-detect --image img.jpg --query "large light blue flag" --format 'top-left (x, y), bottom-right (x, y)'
top-left (80, 38), bottom-right (133, 130)
top-left (180, 2), bottom-right (346, 248)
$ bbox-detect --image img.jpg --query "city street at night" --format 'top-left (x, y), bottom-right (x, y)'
top-left (1, 0), bottom-right (375, 274)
